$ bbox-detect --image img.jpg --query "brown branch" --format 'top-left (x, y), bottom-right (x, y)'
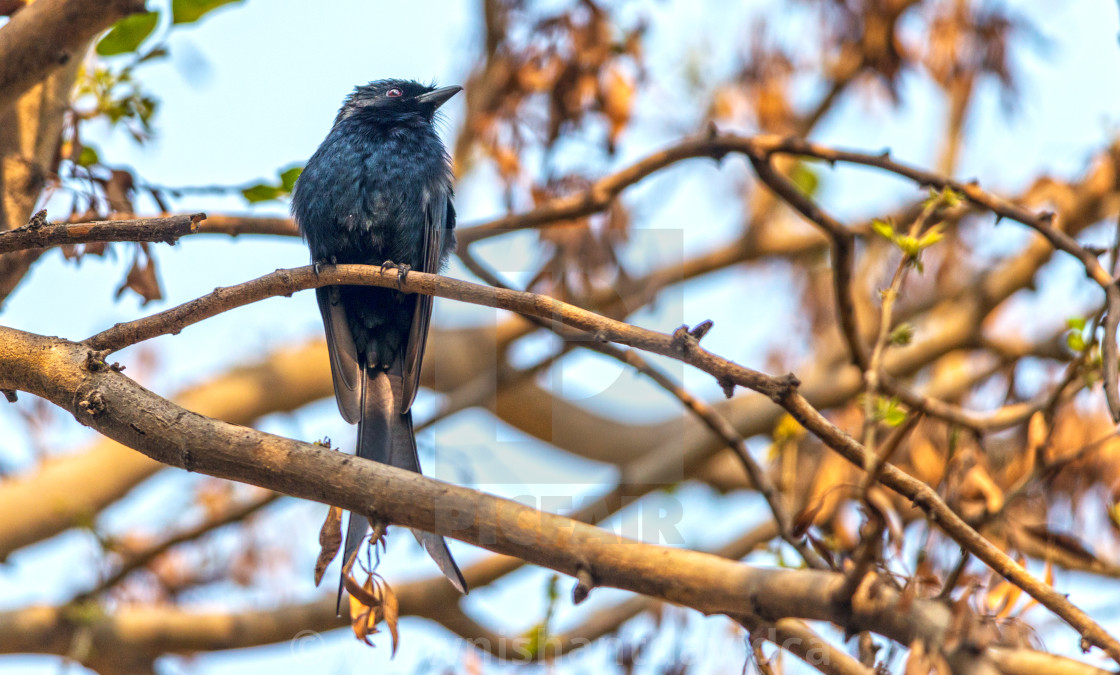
top-left (746, 135), bottom-right (1120, 422)
top-left (0, 213), bottom-right (205, 254)
top-left (1104, 286), bottom-right (1120, 421)
top-left (0, 339), bottom-right (333, 559)
top-left (777, 391), bottom-right (1120, 663)
top-left (750, 136), bottom-right (1114, 287)
top-left (456, 132), bottom-right (748, 245)
top-left (4, 325), bottom-right (1114, 671)
top-left (67, 263), bottom-right (1120, 662)
top-left (737, 615), bottom-right (876, 675)
top-left (458, 245), bottom-right (826, 569)
top-left (747, 152), bottom-right (867, 369)
top-left (987, 648), bottom-right (1114, 675)
top-left (194, 214), bottom-right (299, 238)
top-left (0, 0), bottom-right (146, 112)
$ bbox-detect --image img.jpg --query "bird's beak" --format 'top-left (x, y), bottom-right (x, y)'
top-left (415, 85), bottom-right (462, 110)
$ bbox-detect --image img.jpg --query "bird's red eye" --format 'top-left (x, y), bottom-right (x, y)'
top-left (386, 88), bottom-right (403, 98)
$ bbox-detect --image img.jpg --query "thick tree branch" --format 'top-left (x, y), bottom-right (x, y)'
top-left (16, 262), bottom-right (1120, 662)
top-left (0, 326), bottom-right (1087, 671)
top-left (0, 340), bottom-right (333, 559)
top-left (0, 0), bottom-right (145, 112)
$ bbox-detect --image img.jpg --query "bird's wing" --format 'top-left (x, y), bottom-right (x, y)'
top-left (316, 286), bottom-right (362, 424)
top-left (399, 188), bottom-right (451, 413)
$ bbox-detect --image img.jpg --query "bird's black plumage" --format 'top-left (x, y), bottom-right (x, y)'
top-left (290, 79), bottom-right (466, 603)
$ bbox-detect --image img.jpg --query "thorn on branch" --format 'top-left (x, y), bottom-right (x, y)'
top-left (688, 319), bottom-right (714, 341)
top-left (718, 375), bottom-right (736, 399)
top-left (1, 389), bottom-right (16, 403)
top-left (705, 123), bottom-right (731, 163)
top-left (671, 324), bottom-right (694, 353)
top-left (26, 209), bottom-right (47, 230)
top-left (764, 372), bottom-right (802, 403)
top-left (573, 565), bottom-right (595, 605)
top-left (672, 322), bottom-right (713, 353)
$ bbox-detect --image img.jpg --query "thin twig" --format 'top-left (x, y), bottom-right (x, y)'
top-left (73, 490), bottom-right (279, 602)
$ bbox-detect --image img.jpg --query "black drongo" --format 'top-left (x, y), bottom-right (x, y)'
top-left (290, 79), bottom-right (466, 603)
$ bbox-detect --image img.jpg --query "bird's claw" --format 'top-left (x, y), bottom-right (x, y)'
top-left (395, 264), bottom-right (411, 289)
top-left (312, 256), bottom-right (337, 278)
top-left (379, 260), bottom-right (411, 289)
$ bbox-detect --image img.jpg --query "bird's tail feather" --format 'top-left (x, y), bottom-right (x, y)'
top-left (337, 364), bottom-right (466, 613)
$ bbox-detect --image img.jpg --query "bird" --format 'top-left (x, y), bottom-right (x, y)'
top-left (290, 79), bottom-right (467, 605)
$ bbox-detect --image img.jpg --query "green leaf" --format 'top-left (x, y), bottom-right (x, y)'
top-left (871, 218), bottom-right (895, 241)
top-left (96, 12), bottom-right (160, 57)
top-left (872, 397), bottom-right (907, 427)
top-left (789, 162), bottom-right (819, 198)
top-left (172, 0), bottom-right (243, 24)
top-left (917, 224), bottom-right (944, 249)
top-left (241, 183), bottom-right (281, 203)
top-left (1067, 317), bottom-right (1087, 332)
top-left (883, 406), bottom-right (907, 427)
top-left (897, 235), bottom-right (920, 258)
top-left (279, 165), bottom-right (303, 193)
top-left (941, 187), bottom-right (963, 208)
top-left (1067, 332), bottom-right (1087, 352)
top-left (889, 322), bottom-right (914, 346)
top-left (77, 145), bottom-right (100, 168)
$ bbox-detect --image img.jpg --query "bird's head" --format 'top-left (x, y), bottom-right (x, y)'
top-left (334, 79), bottom-right (462, 128)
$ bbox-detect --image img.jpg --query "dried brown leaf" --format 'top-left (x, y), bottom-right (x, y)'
top-left (382, 581), bottom-right (400, 656)
top-left (314, 506), bottom-right (343, 586)
top-left (908, 435), bottom-right (945, 484)
top-left (960, 464), bottom-right (1003, 514)
top-left (601, 65), bottom-right (634, 149)
top-left (1027, 410), bottom-right (1048, 455)
top-left (904, 640), bottom-right (930, 675)
top-left (115, 248), bottom-right (163, 305)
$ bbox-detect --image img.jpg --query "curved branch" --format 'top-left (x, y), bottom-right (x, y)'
top-left (0, 326), bottom-right (1094, 672)
top-left (27, 262), bottom-right (1120, 662)
top-left (0, 340), bottom-right (333, 559)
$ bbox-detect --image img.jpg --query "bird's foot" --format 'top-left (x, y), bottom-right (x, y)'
top-left (312, 256), bottom-right (337, 278)
top-left (394, 263), bottom-right (411, 290)
top-left (379, 260), bottom-right (398, 277)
